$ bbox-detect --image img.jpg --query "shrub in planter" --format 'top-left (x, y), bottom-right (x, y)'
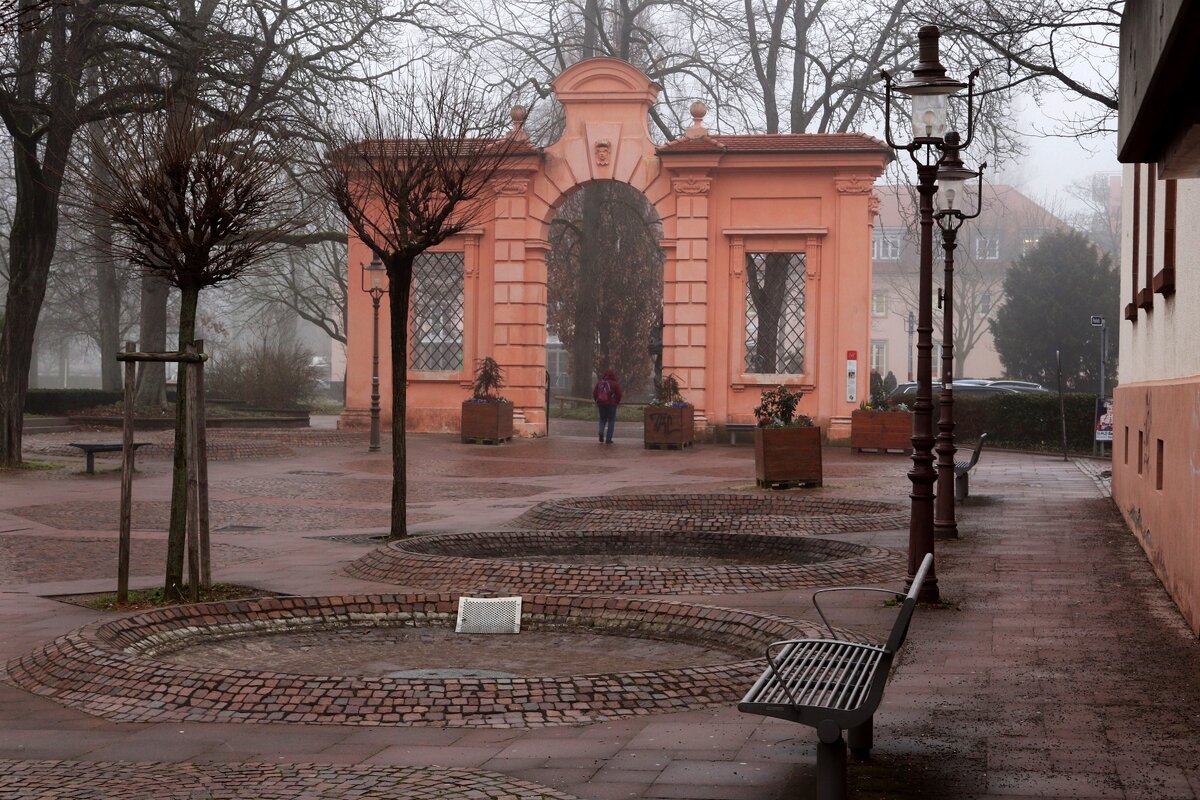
top-left (851, 391), bottom-right (912, 453)
top-left (461, 357), bottom-right (513, 443)
top-left (753, 385), bottom-right (821, 487)
top-left (644, 373), bottom-right (694, 449)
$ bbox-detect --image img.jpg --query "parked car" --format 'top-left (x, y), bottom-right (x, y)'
top-left (987, 380), bottom-right (1050, 393)
top-left (888, 381), bottom-right (1019, 403)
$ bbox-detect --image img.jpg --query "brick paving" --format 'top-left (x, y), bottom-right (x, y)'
top-left (511, 493), bottom-right (908, 533)
top-left (5, 594), bottom-right (844, 728)
top-left (0, 760), bottom-right (580, 799)
top-left (0, 428), bottom-right (1198, 798)
top-left (347, 529), bottom-right (903, 594)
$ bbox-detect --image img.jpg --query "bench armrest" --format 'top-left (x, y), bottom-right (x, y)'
top-left (811, 587), bottom-right (905, 639)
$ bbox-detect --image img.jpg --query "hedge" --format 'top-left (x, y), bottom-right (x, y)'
top-left (952, 392), bottom-right (1099, 452)
top-left (24, 389), bottom-right (123, 415)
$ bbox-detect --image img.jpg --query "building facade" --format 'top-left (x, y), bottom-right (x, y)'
top-left (869, 184), bottom-right (1074, 383)
top-left (1112, 1), bottom-right (1200, 634)
top-left (340, 59), bottom-right (889, 438)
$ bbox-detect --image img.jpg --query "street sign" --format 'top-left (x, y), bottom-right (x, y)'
top-left (1090, 315), bottom-right (1105, 327)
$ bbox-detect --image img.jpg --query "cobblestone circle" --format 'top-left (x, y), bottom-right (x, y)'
top-left (346, 529), bottom-right (904, 594)
top-left (510, 493), bottom-right (908, 534)
top-left (0, 760), bottom-right (580, 799)
top-left (5, 593), bottom-right (849, 728)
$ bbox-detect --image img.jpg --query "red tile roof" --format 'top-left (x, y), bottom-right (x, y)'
top-left (657, 132), bottom-right (889, 155)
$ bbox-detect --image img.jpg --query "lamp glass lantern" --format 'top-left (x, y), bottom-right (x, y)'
top-left (362, 257), bottom-right (386, 293)
top-left (935, 165), bottom-right (976, 214)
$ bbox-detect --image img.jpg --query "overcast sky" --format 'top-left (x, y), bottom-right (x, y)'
top-left (998, 91), bottom-right (1119, 214)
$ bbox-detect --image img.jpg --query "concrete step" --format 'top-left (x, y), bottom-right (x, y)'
top-left (23, 416), bottom-right (75, 434)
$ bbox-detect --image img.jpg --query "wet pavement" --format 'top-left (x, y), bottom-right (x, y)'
top-left (0, 420), bottom-right (1196, 799)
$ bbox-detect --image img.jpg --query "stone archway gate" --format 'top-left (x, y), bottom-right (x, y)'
top-left (341, 59), bottom-right (889, 439)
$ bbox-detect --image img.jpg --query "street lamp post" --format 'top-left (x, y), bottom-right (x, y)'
top-left (361, 258), bottom-right (388, 453)
top-left (933, 133), bottom-right (985, 542)
top-left (883, 25), bottom-right (978, 602)
top-left (905, 311), bottom-right (916, 382)
top-left (1091, 315), bottom-right (1107, 456)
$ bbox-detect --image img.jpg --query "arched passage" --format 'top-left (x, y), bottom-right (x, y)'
top-left (341, 58), bottom-right (889, 440)
top-left (544, 179), bottom-right (665, 402)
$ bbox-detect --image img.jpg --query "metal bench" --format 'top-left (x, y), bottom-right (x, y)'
top-left (726, 422), bottom-right (757, 445)
top-left (954, 432), bottom-right (988, 500)
top-left (68, 442), bottom-right (150, 474)
top-left (739, 553), bottom-right (934, 800)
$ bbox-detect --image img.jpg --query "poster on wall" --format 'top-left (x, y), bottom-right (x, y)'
top-left (1095, 397), bottom-right (1114, 442)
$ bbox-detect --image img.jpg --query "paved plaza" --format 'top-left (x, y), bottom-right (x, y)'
top-left (1, 420), bottom-right (1198, 798)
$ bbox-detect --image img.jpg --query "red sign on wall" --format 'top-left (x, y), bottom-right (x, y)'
top-left (846, 350), bottom-right (857, 360)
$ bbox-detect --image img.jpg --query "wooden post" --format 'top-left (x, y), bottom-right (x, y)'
top-left (118, 341), bottom-right (137, 603)
top-left (194, 340), bottom-right (211, 588)
top-left (184, 342), bottom-right (201, 601)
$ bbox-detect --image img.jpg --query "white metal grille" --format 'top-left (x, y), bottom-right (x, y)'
top-left (744, 252), bottom-right (806, 374)
top-left (456, 596), bottom-right (523, 634)
top-left (410, 251), bottom-right (465, 371)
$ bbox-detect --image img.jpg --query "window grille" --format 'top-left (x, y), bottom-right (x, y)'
top-left (410, 251), bottom-right (465, 371)
top-left (974, 234), bottom-right (999, 260)
top-left (870, 340), bottom-right (888, 374)
top-left (745, 252), bottom-right (806, 374)
top-left (872, 229), bottom-right (901, 260)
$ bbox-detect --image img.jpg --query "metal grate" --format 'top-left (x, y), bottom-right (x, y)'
top-left (410, 251), bottom-right (465, 371)
top-left (744, 252), bottom-right (806, 374)
top-left (456, 596), bottom-right (522, 634)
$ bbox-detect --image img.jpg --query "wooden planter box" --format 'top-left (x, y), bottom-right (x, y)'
top-left (461, 400), bottom-right (513, 444)
top-left (754, 426), bottom-right (822, 488)
top-left (850, 410), bottom-right (913, 453)
top-left (644, 406), bottom-right (695, 449)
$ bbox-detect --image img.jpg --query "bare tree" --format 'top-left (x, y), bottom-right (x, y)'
top-left (927, 0), bottom-right (1121, 138)
top-left (0, 0), bottom-right (162, 465)
top-left (92, 115), bottom-right (296, 598)
top-left (241, 199), bottom-right (349, 346)
top-left (323, 74), bottom-right (524, 539)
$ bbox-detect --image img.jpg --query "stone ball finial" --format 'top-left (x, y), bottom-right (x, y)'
top-left (684, 101), bottom-right (709, 140)
top-left (510, 105), bottom-right (530, 141)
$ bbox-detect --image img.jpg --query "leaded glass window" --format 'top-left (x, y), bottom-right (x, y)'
top-left (744, 252), bottom-right (806, 374)
top-left (410, 251), bottom-right (464, 371)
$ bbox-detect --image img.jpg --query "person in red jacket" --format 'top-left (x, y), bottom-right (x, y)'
top-left (592, 369), bottom-right (623, 444)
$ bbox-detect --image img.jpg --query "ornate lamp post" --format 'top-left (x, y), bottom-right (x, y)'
top-left (361, 257), bottom-right (388, 453)
top-left (905, 310), bottom-right (915, 382)
top-left (933, 132), bottom-right (985, 542)
top-left (883, 25), bottom-right (978, 602)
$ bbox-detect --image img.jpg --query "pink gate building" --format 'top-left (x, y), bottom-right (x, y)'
top-left (340, 59), bottom-right (889, 439)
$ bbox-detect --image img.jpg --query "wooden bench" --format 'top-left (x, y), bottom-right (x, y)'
top-left (739, 553), bottom-right (934, 800)
top-left (726, 422), bottom-right (757, 445)
top-left (68, 442), bottom-right (151, 474)
top-left (954, 432), bottom-right (988, 500)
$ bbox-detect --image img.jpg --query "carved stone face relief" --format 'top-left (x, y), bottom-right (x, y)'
top-left (595, 140), bottom-right (611, 167)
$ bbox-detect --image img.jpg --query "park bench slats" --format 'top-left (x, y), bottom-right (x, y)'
top-left (738, 553), bottom-right (933, 799)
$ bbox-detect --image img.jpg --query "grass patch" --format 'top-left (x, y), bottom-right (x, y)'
top-left (55, 583), bottom-right (274, 611)
top-left (0, 459), bottom-right (64, 472)
top-left (550, 404), bottom-right (645, 422)
top-left (308, 400), bottom-right (344, 415)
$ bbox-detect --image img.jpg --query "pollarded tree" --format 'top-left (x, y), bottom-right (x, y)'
top-left (323, 74), bottom-right (524, 540)
top-left (989, 228), bottom-right (1118, 390)
top-left (92, 113), bottom-right (295, 598)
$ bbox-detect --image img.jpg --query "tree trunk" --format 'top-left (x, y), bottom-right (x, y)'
top-left (136, 275), bottom-right (169, 407)
top-left (746, 253), bottom-right (791, 372)
top-left (387, 256), bottom-right (414, 539)
top-left (570, 185), bottom-right (604, 397)
top-left (0, 165), bottom-right (60, 466)
top-left (164, 284), bottom-right (199, 598)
